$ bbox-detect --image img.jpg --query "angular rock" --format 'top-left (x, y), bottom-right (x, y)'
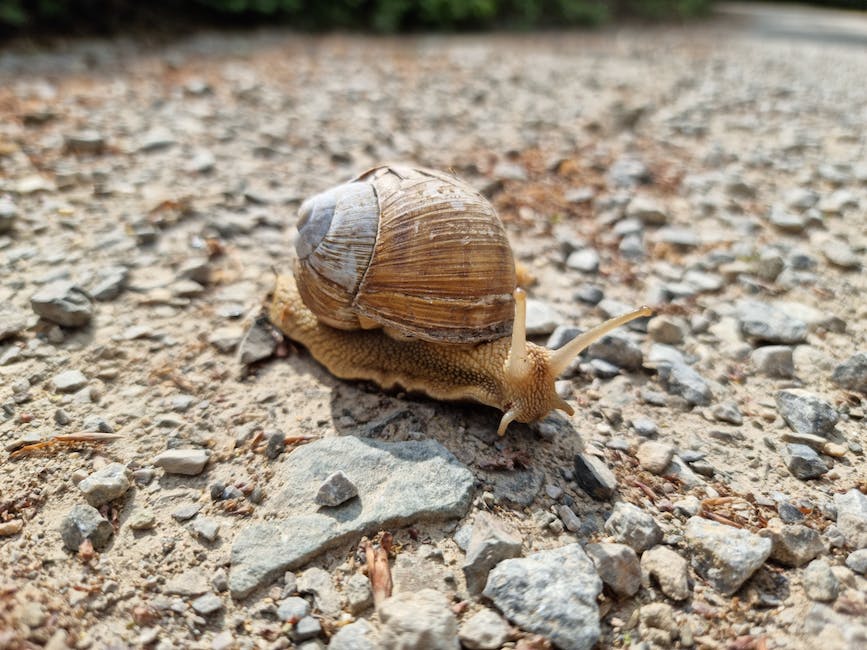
top-left (587, 334), bottom-right (643, 370)
top-left (90, 266), bottom-right (128, 301)
top-left (153, 449), bottom-right (210, 475)
top-left (462, 512), bottom-right (523, 596)
top-left (649, 345), bottom-right (712, 406)
top-left (191, 517), bottom-right (220, 542)
top-left (229, 437), bottom-right (474, 598)
top-left (604, 502), bottom-right (662, 553)
top-left (30, 282), bottom-right (93, 327)
top-left (639, 602), bottom-right (677, 647)
top-left (0, 303), bottom-right (29, 341)
top-left (761, 520), bottom-right (826, 567)
top-left (237, 318), bottom-right (277, 365)
top-left (684, 516), bottom-right (772, 595)
top-left (379, 589), bottom-right (459, 650)
top-left (776, 390), bottom-right (838, 437)
top-left (329, 619), bottom-right (379, 650)
top-left (344, 573), bottom-right (373, 614)
top-left (802, 558), bottom-right (839, 602)
top-left (297, 567), bottom-right (342, 617)
top-left (640, 545), bottom-right (690, 600)
top-left (834, 489), bottom-right (867, 549)
top-left (784, 444), bottom-right (828, 480)
top-left (573, 452), bottom-right (617, 501)
top-left (60, 504), bottom-right (113, 551)
top-left (277, 596), bottom-right (310, 622)
top-left (831, 352), bottom-right (867, 393)
top-left (293, 616), bottom-right (322, 641)
top-left (584, 542), bottom-right (641, 597)
top-left (525, 299), bottom-right (561, 335)
top-left (0, 196), bottom-right (17, 233)
top-left (458, 609), bottom-right (510, 650)
top-left (737, 300), bottom-right (808, 344)
top-left (191, 592), bottom-right (223, 616)
top-left (315, 471), bottom-right (358, 507)
top-left (751, 346), bottom-right (794, 378)
top-left (51, 370), bottom-right (88, 393)
top-left (483, 544), bottom-right (602, 650)
top-left (626, 195), bottom-right (667, 224)
top-left (636, 441), bottom-right (674, 475)
top-left (78, 462), bottom-right (131, 507)
top-left (844, 549), bottom-right (867, 575)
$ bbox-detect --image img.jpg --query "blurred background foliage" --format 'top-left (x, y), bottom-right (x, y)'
top-left (0, 1), bottom-right (864, 35)
top-left (1, 0), bottom-right (714, 34)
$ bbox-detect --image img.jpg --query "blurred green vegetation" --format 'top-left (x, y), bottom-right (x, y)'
top-left (0, 0), bottom-right (717, 34)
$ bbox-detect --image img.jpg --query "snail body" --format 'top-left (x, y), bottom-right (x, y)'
top-left (270, 165), bottom-right (650, 435)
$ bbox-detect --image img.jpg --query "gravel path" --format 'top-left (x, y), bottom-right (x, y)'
top-left (1, 7), bottom-right (866, 650)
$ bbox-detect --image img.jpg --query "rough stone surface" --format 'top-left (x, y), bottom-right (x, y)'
top-left (636, 441), bottom-right (675, 474)
top-left (153, 449), bottom-right (210, 475)
top-left (751, 346), bottom-right (794, 378)
top-left (462, 512), bottom-right (523, 596)
top-left (640, 545), bottom-right (690, 600)
top-left (457, 609), bottom-right (510, 650)
top-left (483, 544), bottom-right (602, 650)
top-left (761, 520), bottom-right (826, 567)
top-left (297, 567), bottom-right (342, 617)
top-left (314, 470), bottom-right (358, 507)
top-left (784, 443), bottom-right (828, 480)
top-left (776, 390), bottom-right (839, 437)
top-left (737, 300), bottom-right (808, 344)
top-left (684, 516), bottom-right (773, 595)
top-left (573, 452), bottom-right (617, 501)
top-left (60, 505), bottom-right (113, 551)
top-left (585, 542), bottom-right (641, 596)
top-left (379, 589), bottom-right (459, 650)
top-left (604, 502), bottom-right (663, 553)
top-left (802, 558), bottom-right (839, 602)
top-left (30, 282), bottom-right (93, 327)
top-left (831, 352), bottom-right (867, 393)
top-left (834, 489), bottom-right (867, 549)
top-left (329, 619), bottom-right (379, 650)
top-left (230, 437), bottom-right (474, 598)
top-left (77, 463), bottom-right (132, 507)
top-left (0, 303), bottom-right (29, 340)
top-left (51, 370), bottom-right (88, 393)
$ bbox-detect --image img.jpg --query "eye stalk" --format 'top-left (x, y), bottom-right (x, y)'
top-left (497, 289), bottom-right (652, 436)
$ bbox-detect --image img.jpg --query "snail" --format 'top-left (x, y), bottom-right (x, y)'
top-left (268, 164), bottom-right (651, 435)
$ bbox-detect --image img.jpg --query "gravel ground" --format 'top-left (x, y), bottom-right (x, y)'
top-left (1, 6), bottom-right (866, 650)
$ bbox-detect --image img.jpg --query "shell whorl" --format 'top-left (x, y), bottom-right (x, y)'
top-left (294, 165), bottom-right (517, 344)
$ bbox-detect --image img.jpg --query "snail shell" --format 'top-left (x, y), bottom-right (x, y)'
top-left (294, 165), bottom-right (517, 344)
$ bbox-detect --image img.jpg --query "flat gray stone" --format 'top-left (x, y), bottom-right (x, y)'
top-left (191, 592), bottom-right (223, 616)
top-left (77, 462), bottom-right (131, 507)
top-left (684, 517), bottom-right (772, 595)
top-left (237, 318), bottom-right (277, 365)
top-left (51, 370), bottom-right (88, 393)
top-left (30, 282), bottom-right (93, 328)
top-left (751, 346), bottom-right (794, 378)
top-left (483, 544), bottom-right (602, 650)
top-left (229, 437), bottom-right (473, 598)
top-left (587, 334), bottom-right (643, 370)
top-left (277, 596), bottom-right (311, 622)
top-left (153, 448), bottom-right (210, 475)
top-left (737, 299), bottom-right (808, 344)
top-left (776, 390), bottom-right (838, 437)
